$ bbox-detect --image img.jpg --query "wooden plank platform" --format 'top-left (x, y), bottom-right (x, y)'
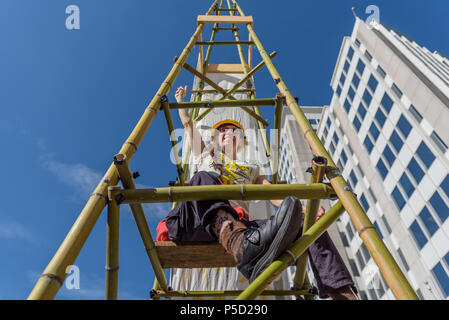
top-left (155, 242), bottom-right (237, 269)
top-left (197, 15), bottom-right (253, 25)
top-left (207, 64), bottom-right (244, 74)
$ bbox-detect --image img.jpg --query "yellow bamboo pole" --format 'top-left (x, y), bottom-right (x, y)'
top-left (112, 154), bottom-right (168, 290)
top-left (271, 94), bottom-right (283, 184)
top-left (232, 0), bottom-right (418, 300)
top-left (27, 0), bottom-right (220, 300)
top-left (105, 186), bottom-right (120, 300)
top-left (110, 183), bottom-right (336, 204)
top-left (294, 157), bottom-right (327, 292)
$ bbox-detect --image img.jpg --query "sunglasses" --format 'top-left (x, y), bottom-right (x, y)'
top-left (217, 126), bottom-right (242, 134)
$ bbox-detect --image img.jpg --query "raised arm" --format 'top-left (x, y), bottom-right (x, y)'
top-left (175, 86), bottom-right (205, 157)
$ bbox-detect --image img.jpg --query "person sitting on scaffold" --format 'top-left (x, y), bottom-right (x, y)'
top-left (157, 85), bottom-right (358, 300)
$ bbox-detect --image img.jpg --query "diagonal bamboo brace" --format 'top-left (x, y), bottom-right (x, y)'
top-left (236, 201), bottom-right (346, 300)
top-left (175, 57), bottom-right (269, 126)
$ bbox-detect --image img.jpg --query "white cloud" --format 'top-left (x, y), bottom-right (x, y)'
top-left (40, 154), bottom-right (102, 203)
top-left (39, 155), bottom-right (171, 222)
top-left (0, 220), bottom-right (36, 243)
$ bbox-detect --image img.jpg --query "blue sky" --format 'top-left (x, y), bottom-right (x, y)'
top-left (0, 0), bottom-right (448, 300)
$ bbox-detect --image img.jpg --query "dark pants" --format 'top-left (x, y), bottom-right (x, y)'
top-left (165, 171), bottom-right (355, 298)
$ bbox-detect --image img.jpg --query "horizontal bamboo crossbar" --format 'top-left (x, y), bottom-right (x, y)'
top-left (197, 15), bottom-right (253, 25)
top-left (111, 183), bottom-right (337, 204)
top-left (169, 98), bottom-right (284, 109)
top-left (196, 41), bottom-right (254, 45)
top-left (154, 289), bottom-right (314, 298)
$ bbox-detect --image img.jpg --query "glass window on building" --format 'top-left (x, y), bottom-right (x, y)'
top-left (349, 170), bottom-right (358, 188)
top-left (373, 221), bottom-right (383, 239)
top-left (416, 142), bottom-right (436, 169)
top-left (432, 262), bottom-right (449, 297)
top-left (362, 89), bottom-right (373, 107)
top-left (376, 158), bottom-right (388, 180)
top-left (365, 50), bottom-right (373, 62)
top-left (353, 116), bottom-right (362, 132)
top-left (399, 172), bottom-right (415, 198)
top-left (409, 220), bottom-right (428, 249)
top-left (340, 232), bottom-right (349, 247)
top-left (333, 132), bottom-right (339, 145)
top-left (357, 103), bottom-right (367, 120)
top-left (391, 83), bottom-right (403, 99)
top-left (355, 38), bottom-right (361, 47)
top-left (356, 250), bottom-right (365, 270)
top-left (346, 222), bottom-right (355, 240)
top-left (329, 141), bottom-right (336, 156)
top-left (348, 86), bottom-right (356, 101)
top-left (344, 60), bottom-right (350, 74)
top-left (409, 104), bottom-right (423, 123)
top-left (356, 59), bottom-right (365, 76)
top-left (339, 73), bottom-right (346, 86)
top-left (352, 73), bottom-right (360, 89)
top-left (392, 186), bottom-right (406, 211)
top-left (360, 243), bottom-right (371, 263)
top-left (349, 259), bottom-right (360, 277)
top-left (344, 99), bottom-right (351, 113)
top-left (419, 206), bottom-right (439, 236)
top-left (367, 74), bottom-right (378, 93)
top-left (336, 85), bottom-right (342, 97)
top-left (341, 149), bottom-right (348, 165)
top-left (348, 46), bottom-right (354, 61)
top-left (377, 65), bottom-right (387, 79)
top-left (383, 145), bottom-right (396, 167)
top-left (369, 123), bottom-right (380, 142)
top-left (368, 187), bottom-right (377, 204)
top-left (407, 157), bottom-right (425, 184)
top-left (429, 192), bottom-right (449, 223)
top-left (375, 108), bottom-right (387, 128)
top-left (397, 115), bottom-right (412, 139)
top-left (360, 194), bottom-right (370, 212)
top-left (441, 175), bottom-right (449, 199)
top-left (381, 215), bottom-right (392, 235)
top-left (368, 288), bottom-right (378, 300)
top-left (322, 126), bottom-right (329, 139)
top-left (364, 136), bottom-right (374, 154)
top-left (381, 93), bottom-right (394, 113)
top-left (390, 130), bottom-right (404, 154)
top-left (444, 252), bottom-right (449, 269)
top-left (431, 131), bottom-right (449, 153)
top-left (397, 248), bottom-right (410, 271)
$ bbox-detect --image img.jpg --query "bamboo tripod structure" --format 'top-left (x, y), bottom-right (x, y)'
top-left (28, 0), bottom-right (419, 300)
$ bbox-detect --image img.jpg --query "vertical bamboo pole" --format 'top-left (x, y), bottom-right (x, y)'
top-left (28, 0), bottom-right (220, 300)
top-left (105, 186), bottom-right (121, 300)
top-left (113, 154), bottom-right (168, 291)
top-left (162, 97), bottom-right (185, 186)
top-left (232, 0), bottom-right (418, 300)
top-left (294, 157), bottom-right (327, 292)
top-left (271, 94), bottom-right (283, 184)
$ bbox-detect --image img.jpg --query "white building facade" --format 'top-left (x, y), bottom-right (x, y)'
top-left (316, 17), bottom-right (449, 299)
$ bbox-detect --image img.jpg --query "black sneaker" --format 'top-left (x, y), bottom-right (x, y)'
top-left (237, 196), bottom-right (302, 283)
